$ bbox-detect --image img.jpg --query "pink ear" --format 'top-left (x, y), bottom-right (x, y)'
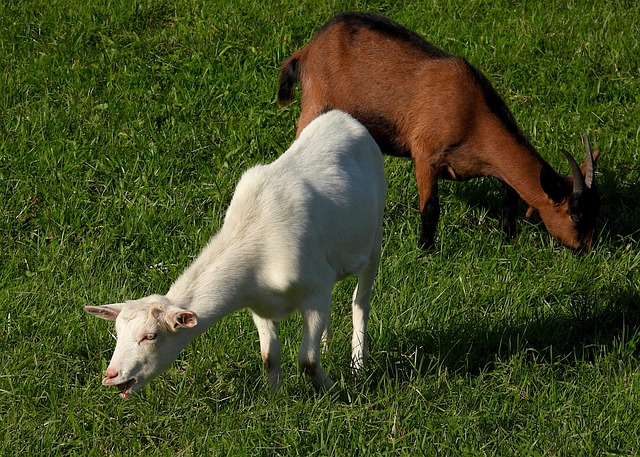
top-left (84, 304), bottom-right (124, 321)
top-left (168, 310), bottom-right (198, 330)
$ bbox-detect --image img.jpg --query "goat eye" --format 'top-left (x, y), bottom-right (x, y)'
top-left (567, 208), bottom-right (582, 223)
top-left (141, 333), bottom-right (157, 343)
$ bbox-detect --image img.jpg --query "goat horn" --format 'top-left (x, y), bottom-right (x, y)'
top-left (582, 133), bottom-right (595, 188)
top-left (561, 149), bottom-right (584, 195)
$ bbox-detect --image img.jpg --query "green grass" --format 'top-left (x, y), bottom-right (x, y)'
top-left (2, 0), bottom-right (639, 454)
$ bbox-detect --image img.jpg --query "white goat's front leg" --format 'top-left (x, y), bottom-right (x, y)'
top-left (252, 313), bottom-right (282, 392)
top-left (350, 282), bottom-right (370, 373)
top-left (298, 295), bottom-right (334, 391)
top-left (321, 321), bottom-right (332, 354)
top-left (351, 234), bottom-right (382, 372)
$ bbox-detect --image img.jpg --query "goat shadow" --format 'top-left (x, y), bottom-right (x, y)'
top-left (369, 285), bottom-right (640, 384)
top-left (595, 162), bottom-right (640, 241)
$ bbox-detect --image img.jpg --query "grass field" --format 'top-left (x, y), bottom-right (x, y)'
top-left (2, 0), bottom-right (640, 454)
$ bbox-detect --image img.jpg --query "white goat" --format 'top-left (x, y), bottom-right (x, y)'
top-left (85, 110), bottom-right (387, 399)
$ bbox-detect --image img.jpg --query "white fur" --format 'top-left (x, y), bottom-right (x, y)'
top-left (85, 110), bottom-right (387, 398)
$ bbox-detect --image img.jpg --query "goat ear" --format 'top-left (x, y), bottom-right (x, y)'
top-left (540, 164), bottom-right (569, 204)
top-left (167, 309), bottom-right (198, 331)
top-left (84, 303), bottom-right (124, 321)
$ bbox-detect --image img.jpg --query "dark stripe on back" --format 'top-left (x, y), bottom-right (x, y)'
top-left (322, 11), bottom-right (448, 58)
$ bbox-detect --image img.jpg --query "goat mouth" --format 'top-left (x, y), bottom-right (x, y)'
top-left (115, 379), bottom-right (137, 399)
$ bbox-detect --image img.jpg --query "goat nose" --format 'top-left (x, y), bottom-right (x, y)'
top-left (105, 367), bottom-right (119, 379)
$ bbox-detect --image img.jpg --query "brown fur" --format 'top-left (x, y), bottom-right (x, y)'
top-left (277, 12), bottom-right (599, 250)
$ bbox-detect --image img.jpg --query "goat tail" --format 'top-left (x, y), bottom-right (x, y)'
top-left (277, 56), bottom-right (301, 107)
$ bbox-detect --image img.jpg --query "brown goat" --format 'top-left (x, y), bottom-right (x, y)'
top-left (277, 12), bottom-right (599, 250)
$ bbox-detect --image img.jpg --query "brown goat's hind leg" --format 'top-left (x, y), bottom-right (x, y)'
top-left (501, 184), bottom-right (518, 240)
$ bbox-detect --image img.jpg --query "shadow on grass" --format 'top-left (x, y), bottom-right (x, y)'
top-left (374, 285), bottom-right (640, 383)
top-left (445, 163), bottom-right (640, 246)
top-left (597, 166), bottom-right (640, 243)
